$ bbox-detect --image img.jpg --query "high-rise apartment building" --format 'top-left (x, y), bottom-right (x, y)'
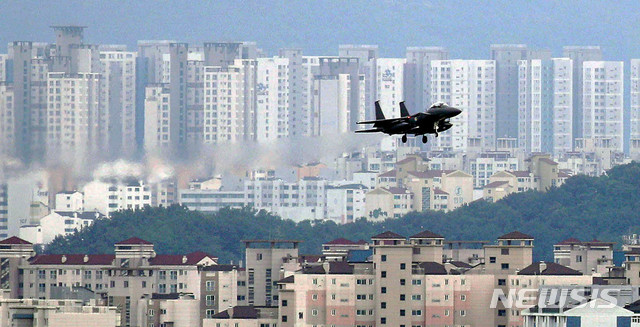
top-left (491, 45), bottom-right (551, 141)
top-left (562, 46), bottom-right (603, 142)
top-left (244, 240), bottom-right (300, 306)
top-left (404, 47), bottom-right (449, 112)
top-left (202, 64), bottom-right (246, 143)
top-left (581, 61), bottom-right (624, 152)
top-left (315, 57), bottom-right (365, 133)
top-left (517, 58), bottom-right (573, 154)
top-left (256, 57), bottom-right (289, 141)
top-left (376, 58), bottom-right (405, 118)
top-left (45, 72), bottom-right (102, 160)
top-left (430, 60), bottom-right (497, 152)
top-left (338, 45), bottom-right (378, 120)
top-left (279, 49), bottom-right (304, 137)
top-left (99, 50), bottom-right (137, 157)
top-left (630, 59), bottom-right (640, 158)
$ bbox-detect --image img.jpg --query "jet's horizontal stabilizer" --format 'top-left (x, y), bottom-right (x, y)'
top-left (355, 128), bottom-right (382, 133)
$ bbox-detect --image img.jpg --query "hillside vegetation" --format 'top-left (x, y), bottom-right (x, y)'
top-left (46, 162), bottom-right (640, 262)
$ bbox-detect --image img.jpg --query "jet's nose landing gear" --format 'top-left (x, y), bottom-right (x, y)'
top-left (422, 135), bottom-right (428, 143)
top-left (401, 134), bottom-right (408, 143)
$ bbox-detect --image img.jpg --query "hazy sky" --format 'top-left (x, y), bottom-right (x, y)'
top-left (1, 0), bottom-right (640, 60)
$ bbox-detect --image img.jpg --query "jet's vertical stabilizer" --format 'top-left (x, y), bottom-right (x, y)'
top-left (375, 101), bottom-right (386, 120)
top-left (399, 101), bottom-right (410, 117)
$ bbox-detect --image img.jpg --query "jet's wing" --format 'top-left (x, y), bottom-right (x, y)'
top-left (355, 128), bottom-right (383, 133)
top-left (399, 101), bottom-right (410, 117)
top-left (357, 117), bottom-right (409, 124)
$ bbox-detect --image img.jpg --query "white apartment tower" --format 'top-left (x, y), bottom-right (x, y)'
top-left (430, 60), bottom-right (497, 152)
top-left (46, 72), bottom-right (102, 160)
top-left (99, 51), bottom-right (137, 157)
top-left (0, 83), bottom-right (14, 155)
top-left (256, 57), bottom-right (289, 142)
top-left (517, 58), bottom-right (573, 154)
top-left (203, 64), bottom-right (246, 143)
top-left (300, 56), bottom-right (320, 136)
top-left (312, 74), bottom-right (353, 136)
top-left (376, 58), bottom-right (405, 117)
top-left (143, 85), bottom-right (171, 151)
top-left (630, 59), bottom-right (640, 158)
top-left (581, 61), bottom-right (624, 152)
top-left (404, 47), bottom-right (449, 112)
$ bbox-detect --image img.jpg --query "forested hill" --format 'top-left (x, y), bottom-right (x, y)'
top-left (46, 162), bottom-right (640, 262)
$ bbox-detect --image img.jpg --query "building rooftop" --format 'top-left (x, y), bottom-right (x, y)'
top-left (372, 231), bottom-right (405, 239)
top-left (149, 252), bottom-right (216, 265)
top-left (385, 187), bottom-right (410, 194)
top-left (483, 181), bottom-right (509, 189)
top-left (518, 261), bottom-right (582, 276)
top-left (410, 230), bottom-right (444, 239)
top-left (498, 231), bottom-right (534, 240)
top-left (378, 169), bottom-right (396, 178)
top-left (324, 238), bottom-right (356, 245)
top-left (0, 236), bottom-right (32, 245)
top-left (29, 254), bottom-right (115, 266)
top-left (55, 211), bottom-right (105, 220)
top-left (115, 237), bottom-right (153, 245)
top-left (417, 262), bottom-right (448, 275)
top-left (433, 188), bottom-right (449, 195)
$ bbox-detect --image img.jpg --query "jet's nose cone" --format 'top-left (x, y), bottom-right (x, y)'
top-left (449, 107), bottom-right (462, 116)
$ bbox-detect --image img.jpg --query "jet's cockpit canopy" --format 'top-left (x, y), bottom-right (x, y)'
top-left (430, 102), bottom-right (449, 108)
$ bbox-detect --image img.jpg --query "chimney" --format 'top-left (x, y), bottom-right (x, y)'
top-left (539, 261), bottom-right (547, 274)
top-left (61, 255), bottom-right (67, 263)
top-left (182, 255), bottom-right (188, 264)
top-left (83, 255), bottom-right (89, 263)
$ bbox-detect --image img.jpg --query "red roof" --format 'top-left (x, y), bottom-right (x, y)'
top-left (0, 236), bottom-right (32, 245)
top-left (29, 254), bottom-right (115, 265)
top-left (149, 252), bottom-right (216, 265)
top-left (378, 170), bottom-right (396, 178)
top-left (396, 157), bottom-right (417, 165)
top-left (115, 237), bottom-right (153, 245)
top-left (483, 181), bottom-right (509, 189)
top-left (557, 238), bottom-right (582, 245)
top-left (509, 171), bottom-right (531, 178)
top-left (433, 188), bottom-right (448, 195)
top-left (372, 231), bottom-right (405, 239)
top-left (410, 230), bottom-right (444, 239)
top-left (498, 231), bottom-right (534, 240)
top-left (386, 187), bottom-right (410, 194)
top-left (538, 157), bottom-right (558, 165)
top-left (324, 238), bottom-right (356, 245)
top-left (407, 170), bottom-right (455, 179)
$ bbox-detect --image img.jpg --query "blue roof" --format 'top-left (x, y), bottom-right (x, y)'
top-left (347, 249), bottom-right (372, 262)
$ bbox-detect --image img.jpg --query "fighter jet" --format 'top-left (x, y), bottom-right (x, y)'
top-left (355, 101), bottom-right (462, 143)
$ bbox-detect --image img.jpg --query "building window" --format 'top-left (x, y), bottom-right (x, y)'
top-left (461, 294), bottom-right (466, 301)
top-left (498, 279), bottom-right (506, 286)
top-left (381, 317), bottom-right (386, 324)
top-left (282, 300), bottom-right (287, 307)
top-left (205, 309), bottom-right (215, 318)
top-left (381, 302), bottom-right (386, 309)
top-left (312, 309), bottom-right (318, 316)
top-left (206, 295), bottom-right (215, 306)
top-left (501, 263), bottom-right (510, 270)
top-left (400, 279), bottom-right (405, 285)
top-left (501, 248), bottom-right (509, 255)
top-left (400, 309), bottom-right (405, 316)
top-left (490, 257), bottom-right (496, 263)
top-left (381, 287), bottom-right (387, 294)
top-left (282, 316), bottom-right (287, 322)
top-left (381, 255), bottom-right (387, 262)
top-left (400, 294), bottom-right (405, 301)
top-left (400, 263), bottom-right (406, 270)
top-left (381, 271), bottom-right (387, 278)
top-left (206, 281), bottom-right (215, 291)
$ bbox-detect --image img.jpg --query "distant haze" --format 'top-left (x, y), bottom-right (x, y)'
top-left (2, 1), bottom-right (640, 59)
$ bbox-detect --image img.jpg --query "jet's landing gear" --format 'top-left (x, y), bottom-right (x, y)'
top-left (435, 132), bottom-right (439, 138)
top-left (422, 135), bottom-right (428, 143)
top-left (401, 134), bottom-right (407, 143)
